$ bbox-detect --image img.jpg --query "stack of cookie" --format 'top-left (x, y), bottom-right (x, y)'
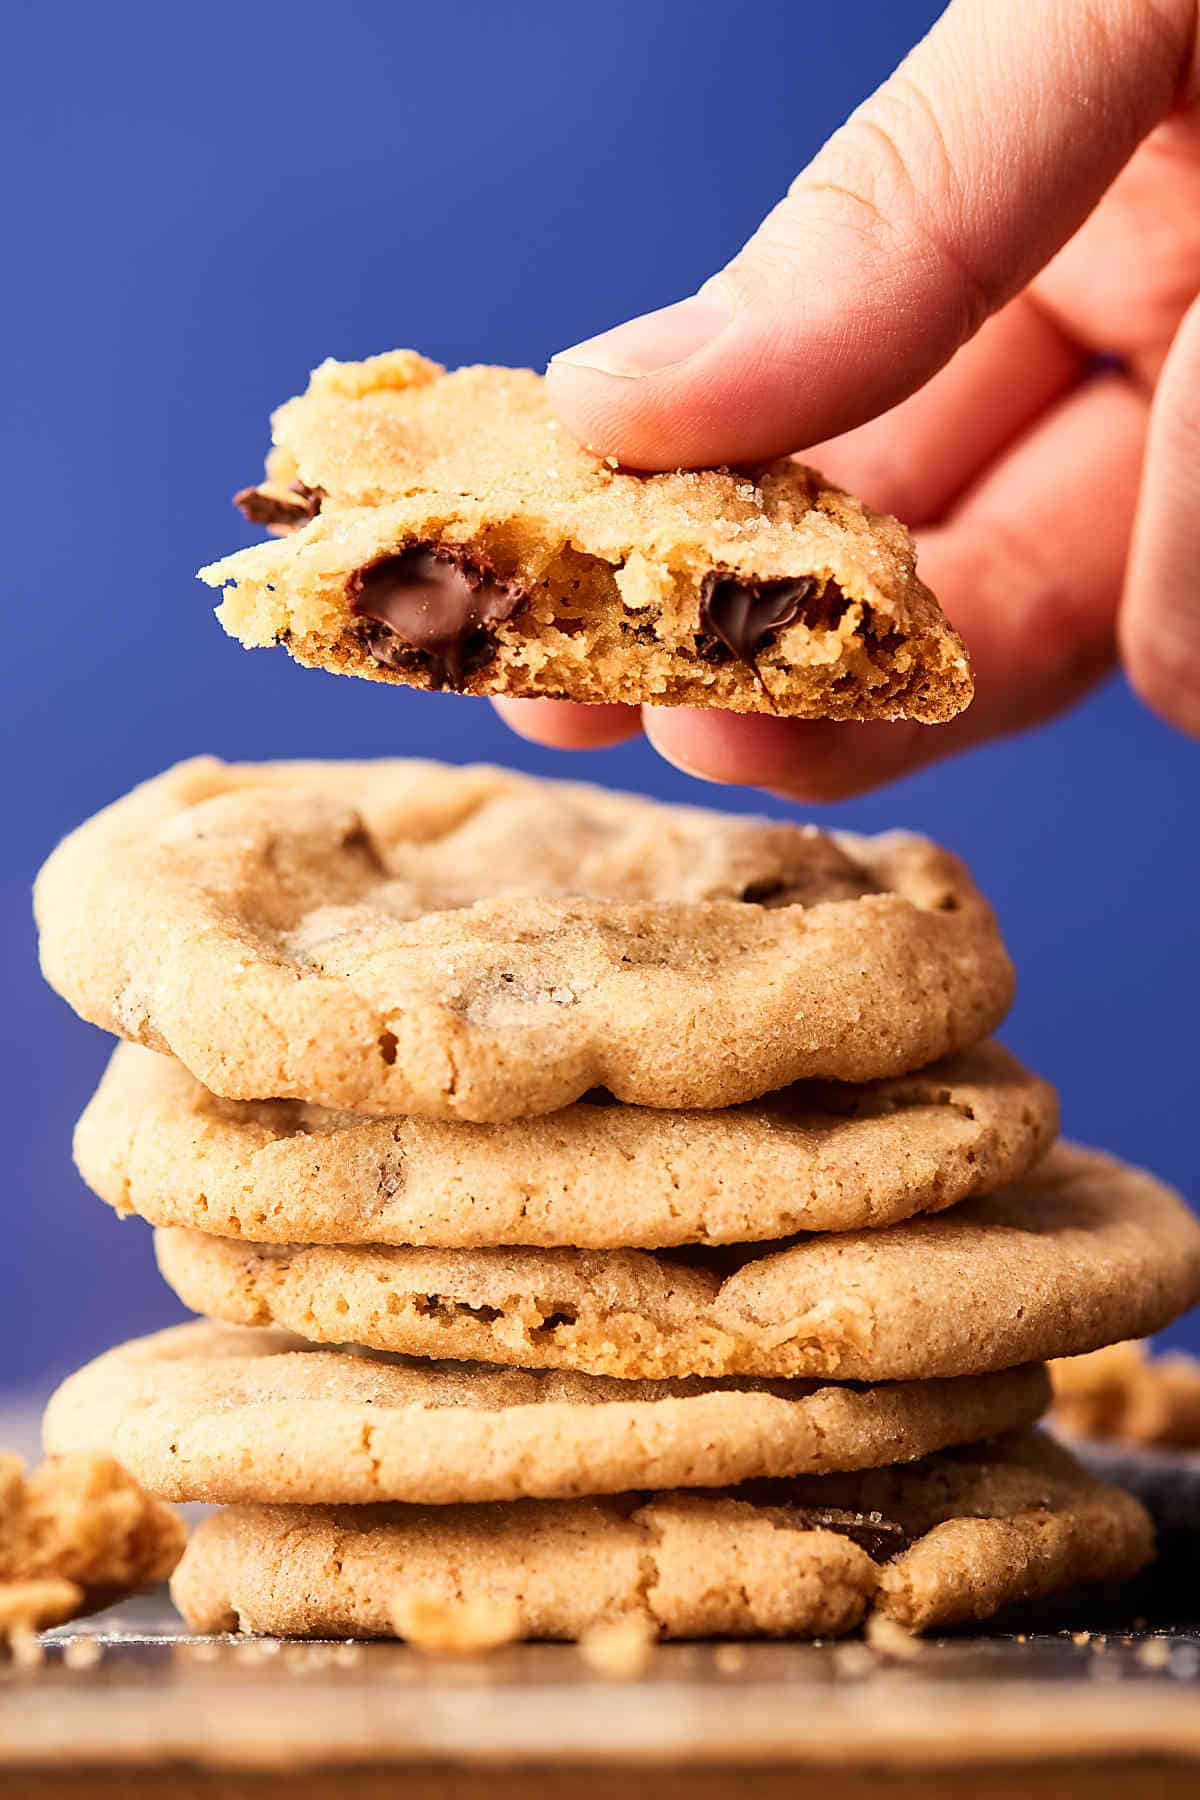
top-left (35, 757), bottom-right (1200, 1643)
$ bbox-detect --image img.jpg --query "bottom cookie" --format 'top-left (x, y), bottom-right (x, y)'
top-left (171, 1429), bottom-right (1152, 1642)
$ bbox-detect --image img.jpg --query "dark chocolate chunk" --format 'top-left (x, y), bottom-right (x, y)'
top-left (699, 572), bottom-right (817, 668)
top-left (348, 546), bottom-right (524, 691)
top-left (789, 1507), bottom-right (911, 1562)
top-left (234, 481), bottom-right (324, 530)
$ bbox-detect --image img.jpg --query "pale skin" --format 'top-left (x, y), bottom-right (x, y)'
top-left (494, 0), bottom-right (1200, 800)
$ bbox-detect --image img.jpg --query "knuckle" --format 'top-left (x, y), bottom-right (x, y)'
top-left (785, 75), bottom-right (997, 342)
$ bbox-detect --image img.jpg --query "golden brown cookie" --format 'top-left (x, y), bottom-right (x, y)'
top-left (201, 352), bottom-right (972, 723)
top-left (169, 1431), bottom-right (1152, 1641)
top-left (0, 1452), bottom-right (184, 1633)
top-left (153, 1144), bottom-right (1200, 1382)
top-left (1052, 1341), bottom-right (1200, 1450)
top-left (42, 1322), bottom-right (1049, 1506)
top-left (76, 1040), bottom-right (1056, 1248)
top-left (36, 757), bottom-right (1013, 1119)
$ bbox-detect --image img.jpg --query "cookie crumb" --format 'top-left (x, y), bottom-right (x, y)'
top-left (1136, 1638), bottom-right (1171, 1670)
top-left (0, 1452), bottom-right (184, 1634)
top-left (1072, 1631), bottom-right (1092, 1647)
top-left (713, 1643), bottom-right (748, 1674)
top-left (62, 1636), bottom-right (103, 1670)
top-left (865, 1615), bottom-right (923, 1660)
top-left (578, 1614), bottom-right (656, 1679)
top-left (0, 1578), bottom-right (83, 1639)
top-left (833, 1642), bottom-right (876, 1677)
top-left (390, 1591), bottom-right (521, 1655)
top-left (7, 1628), bottom-right (44, 1669)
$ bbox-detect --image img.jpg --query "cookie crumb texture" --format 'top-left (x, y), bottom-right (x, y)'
top-left (35, 757), bottom-right (1013, 1120)
top-left (149, 1145), bottom-right (1200, 1383)
top-left (169, 1431), bottom-right (1152, 1641)
top-left (1052, 1340), bottom-right (1200, 1449)
top-left (200, 352), bottom-right (971, 723)
top-left (389, 1590), bottom-right (522, 1654)
top-left (0, 1452), bottom-right (184, 1635)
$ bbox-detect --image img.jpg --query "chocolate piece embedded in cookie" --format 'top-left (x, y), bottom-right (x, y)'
top-left (234, 480), bottom-right (324, 531)
top-left (199, 350), bottom-right (972, 722)
top-left (700, 572), bottom-right (825, 672)
top-left (348, 546), bottom-right (526, 690)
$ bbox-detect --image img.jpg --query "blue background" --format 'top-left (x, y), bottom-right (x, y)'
top-left (3, 0), bottom-right (1196, 1390)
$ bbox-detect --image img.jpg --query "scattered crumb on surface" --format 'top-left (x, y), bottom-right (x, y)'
top-left (62, 1636), bottom-right (103, 1670)
top-left (865, 1615), bottom-right (923, 1660)
top-left (578, 1615), bottom-right (656, 1680)
top-left (1136, 1639), bottom-right (1171, 1670)
top-left (7, 1629), bottom-right (45, 1669)
top-left (0, 1450), bottom-right (184, 1643)
top-left (833, 1642), bottom-right (876, 1677)
top-left (390, 1591), bottom-right (522, 1655)
top-left (713, 1644), bottom-right (748, 1675)
top-left (1051, 1339), bottom-right (1200, 1448)
top-left (0, 1577), bottom-right (83, 1640)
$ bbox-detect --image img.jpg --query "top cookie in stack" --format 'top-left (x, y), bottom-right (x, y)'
top-left (35, 756), bottom-right (1013, 1120)
top-left (197, 351), bottom-right (973, 723)
top-left (36, 758), bottom-right (1200, 1644)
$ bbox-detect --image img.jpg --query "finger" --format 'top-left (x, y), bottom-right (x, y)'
top-left (490, 696), bottom-right (642, 750)
top-left (644, 374), bottom-right (1148, 799)
top-left (1033, 119), bottom-right (1200, 379)
top-left (805, 297), bottom-right (1081, 524)
top-left (1120, 292), bottom-right (1200, 735)
top-left (546, 0), bottom-right (1192, 469)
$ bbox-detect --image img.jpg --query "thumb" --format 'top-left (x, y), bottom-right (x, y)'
top-left (547, 0), bottom-right (1196, 469)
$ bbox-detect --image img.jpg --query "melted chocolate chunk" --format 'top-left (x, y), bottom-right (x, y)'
top-left (348, 546), bottom-right (524, 691)
top-left (791, 1508), bottom-right (910, 1562)
top-left (234, 481), bottom-right (324, 530)
top-left (699, 573), bottom-right (817, 668)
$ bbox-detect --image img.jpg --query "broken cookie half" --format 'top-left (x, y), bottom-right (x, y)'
top-left (202, 350), bottom-right (972, 723)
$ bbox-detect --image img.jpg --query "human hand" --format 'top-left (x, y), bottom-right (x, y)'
top-left (496, 0), bottom-right (1200, 799)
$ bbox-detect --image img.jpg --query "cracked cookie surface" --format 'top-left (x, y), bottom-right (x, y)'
top-left (42, 1322), bottom-right (1048, 1507)
top-left (0, 1452), bottom-right (184, 1634)
top-left (201, 351), bottom-right (972, 723)
top-left (36, 757), bottom-right (1013, 1119)
top-left (153, 1146), bottom-right (1200, 1381)
top-left (169, 1430), bottom-right (1152, 1640)
top-left (76, 1040), bottom-right (1056, 1247)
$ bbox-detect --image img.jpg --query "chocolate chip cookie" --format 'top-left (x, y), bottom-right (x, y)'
top-left (169, 1430), bottom-right (1152, 1641)
top-left (76, 1040), bottom-right (1056, 1247)
top-left (36, 758), bottom-right (1013, 1119)
top-left (201, 351), bottom-right (972, 722)
top-left (43, 1322), bottom-right (1049, 1507)
top-left (151, 1145), bottom-right (1200, 1381)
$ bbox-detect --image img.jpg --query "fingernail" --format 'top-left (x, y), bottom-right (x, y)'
top-left (549, 293), bottom-right (733, 380)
